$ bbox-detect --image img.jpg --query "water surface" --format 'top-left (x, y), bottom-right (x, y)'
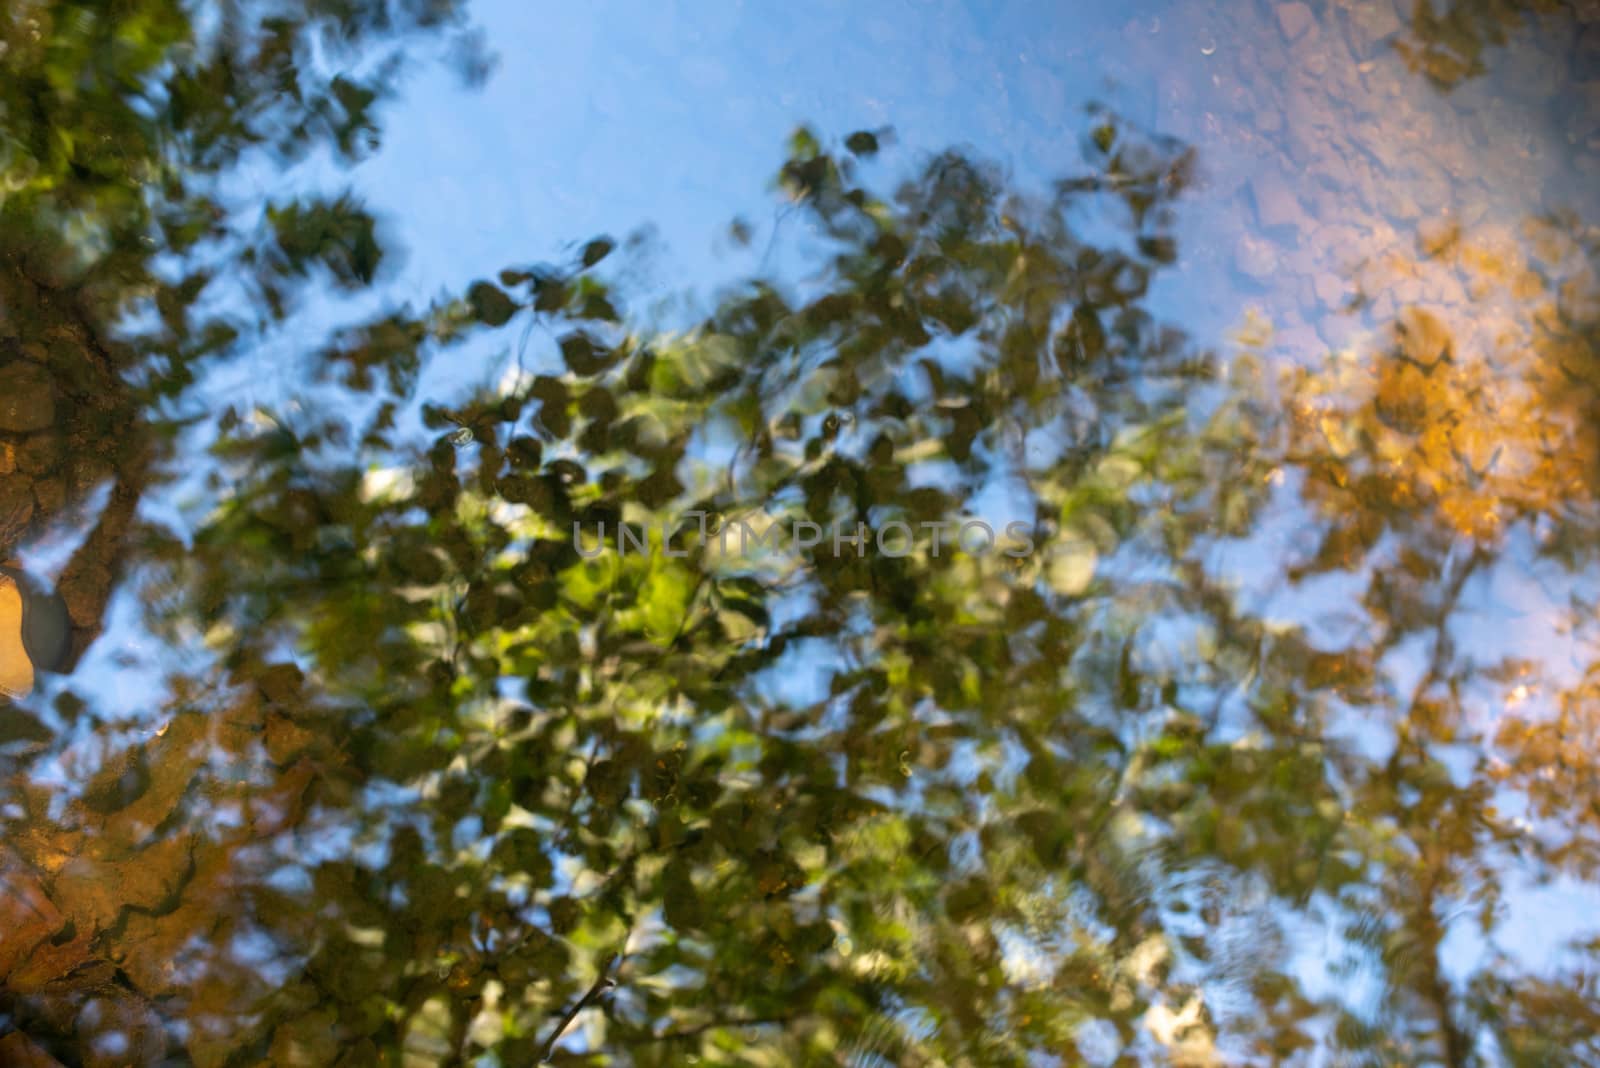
top-left (2, 1), bottom-right (1599, 1065)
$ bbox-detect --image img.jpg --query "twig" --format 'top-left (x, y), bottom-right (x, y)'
top-left (538, 952), bottom-right (618, 1064)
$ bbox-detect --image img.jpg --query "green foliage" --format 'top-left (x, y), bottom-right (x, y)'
top-left (3, 2), bottom-right (1600, 1066)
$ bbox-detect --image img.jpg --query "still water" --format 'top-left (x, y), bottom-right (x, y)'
top-left (2, 0), bottom-right (1599, 1064)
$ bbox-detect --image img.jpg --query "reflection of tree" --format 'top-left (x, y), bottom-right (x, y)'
top-left (1238, 211), bottom-right (1600, 1065)
top-left (4, 11), bottom-right (1600, 1068)
top-left (1392, 0), bottom-right (1579, 89)
top-left (1299, 217), bottom-right (1600, 545)
top-left (0, 0), bottom-right (478, 660)
top-left (98, 118), bottom-right (1229, 1066)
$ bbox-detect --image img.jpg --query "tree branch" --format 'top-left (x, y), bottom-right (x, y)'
top-left (538, 951), bottom-right (617, 1064)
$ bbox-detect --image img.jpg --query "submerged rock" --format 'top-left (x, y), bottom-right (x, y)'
top-left (1253, 171), bottom-right (1306, 229)
top-left (1235, 233), bottom-right (1281, 280)
top-left (0, 363), bottom-right (55, 433)
top-left (0, 577), bottom-right (31, 698)
top-left (0, 567), bottom-right (70, 698)
top-left (1276, 2), bottom-right (1314, 41)
top-left (0, 475), bottom-right (33, 547)
top-left (1347, 1), bottom-right (1402, 57)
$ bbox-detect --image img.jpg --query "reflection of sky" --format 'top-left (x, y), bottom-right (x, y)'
top-left (14, 0), bottom-right (1600, 1057)
top-left (358, 0), bottom-right (1119, 307)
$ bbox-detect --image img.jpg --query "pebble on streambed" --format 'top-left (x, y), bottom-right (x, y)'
top-left (0, 566), bottom-right (70, 699)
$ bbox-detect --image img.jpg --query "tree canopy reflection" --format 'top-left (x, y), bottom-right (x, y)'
top-left (3, 2), bottom-right (1600, 1067)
